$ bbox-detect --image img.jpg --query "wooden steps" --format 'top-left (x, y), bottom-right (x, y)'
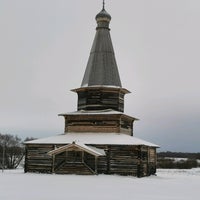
top-left (55, 162), bottom-right (95, 175)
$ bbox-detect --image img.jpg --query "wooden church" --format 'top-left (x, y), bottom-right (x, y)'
top-left (24, 3), bottom-right (159, 177)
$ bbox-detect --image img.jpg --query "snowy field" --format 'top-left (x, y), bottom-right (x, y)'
top-left (0, 168), bottom-right (199, 200)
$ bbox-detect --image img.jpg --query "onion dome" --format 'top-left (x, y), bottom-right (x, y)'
top-left (95, 2), bottom-right (111, 30)
top-left (95, 8), bottom-right (111, 22)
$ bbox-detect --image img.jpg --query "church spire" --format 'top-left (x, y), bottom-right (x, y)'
top-left (73, 4), bottom-right (130, 112)
top-left (81, 3), bottom-right (121, 87)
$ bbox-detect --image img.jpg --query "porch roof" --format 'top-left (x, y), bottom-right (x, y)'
top-left (47, 142), bottom-right (105, 157)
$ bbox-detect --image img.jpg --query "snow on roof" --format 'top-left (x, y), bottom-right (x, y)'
top-left (87, 145), bottom-right (105, 156)
top-left (47, 142), bottom-right (105, 157)
top-left (59, 109), bottom-right (138, 120)
top-left (72, 86), bottom-right (131, 94)
top-left (80, 85), bottom-right (122, 89)
top-left (24, 132), bottom-right (159, 147)
top-left (59, 109), bottom-right (123, 116)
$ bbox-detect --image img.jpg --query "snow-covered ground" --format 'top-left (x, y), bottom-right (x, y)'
top-left (0, 168), bottom-right (199, 200)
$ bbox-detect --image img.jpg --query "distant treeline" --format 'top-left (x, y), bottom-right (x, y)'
top-left (157, 151), bottom-right (200, 169)
top-left (158, 151), bottom-right (200, 159)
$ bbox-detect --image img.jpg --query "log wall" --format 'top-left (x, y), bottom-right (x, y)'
top-left (76, 88), bottom-right (125, 112)
top-left (64, 114), bottom-right (134, 135)
top-left (24, 144), bottom-right (54, 173)
top-left (25, 144), bottom-right (157, 177)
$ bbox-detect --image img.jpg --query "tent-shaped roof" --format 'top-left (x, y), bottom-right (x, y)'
top-left (81, 7), bottom-right (122, 87)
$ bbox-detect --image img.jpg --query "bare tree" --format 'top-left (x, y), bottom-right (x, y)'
top-left (24, 137), bottom-right (37, 142)
top-left (0, 133), bottom-right (24, 169)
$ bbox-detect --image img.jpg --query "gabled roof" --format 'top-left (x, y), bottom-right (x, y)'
top-left (81, 8), bottom-right (122, 87)
top-left (47, 142), bottom-right (105, 157)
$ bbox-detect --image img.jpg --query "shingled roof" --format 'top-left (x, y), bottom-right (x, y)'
top-left (81, 7), bottom-right (122, 87)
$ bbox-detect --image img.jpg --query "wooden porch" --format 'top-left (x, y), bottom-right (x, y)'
top-left (47, 142), bottom-right (105, 175)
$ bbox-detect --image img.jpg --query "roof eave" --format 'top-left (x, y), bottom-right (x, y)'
top-left (71, 86), bottom-right (131, 94)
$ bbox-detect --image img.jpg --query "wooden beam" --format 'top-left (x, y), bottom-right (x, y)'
top-left (52, 155), bottom-right (55, 173)
top-left (95, 156), bottom-right (97, 174)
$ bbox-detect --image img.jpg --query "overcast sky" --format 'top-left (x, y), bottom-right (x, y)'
top-left (0, 0), bottom-right (199, 152)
